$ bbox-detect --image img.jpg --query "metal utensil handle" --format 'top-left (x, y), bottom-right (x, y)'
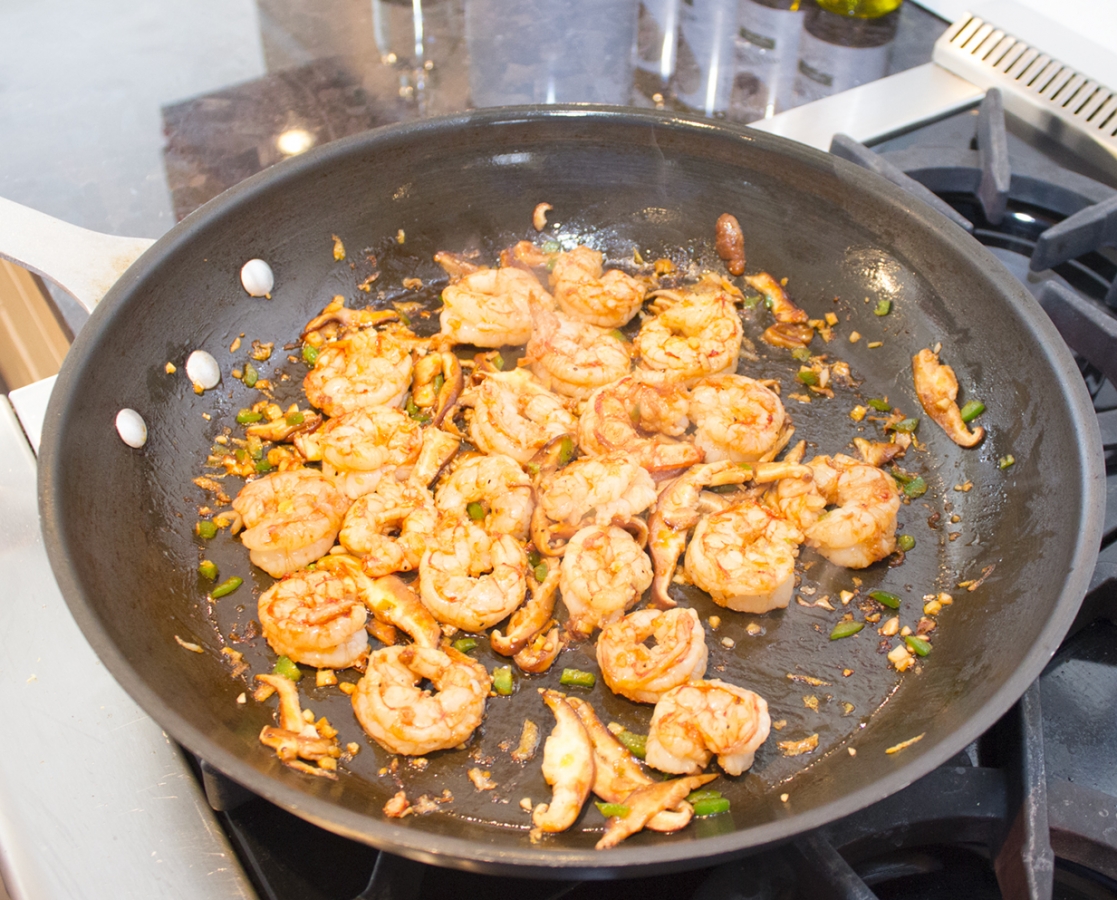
top-left (0, 196), bottom-right (155, 315)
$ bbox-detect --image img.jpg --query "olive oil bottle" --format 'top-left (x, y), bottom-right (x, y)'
top-left (792, 0), bottom-right (902, 105)
top-left (729, 0), bottom-right (805, 122)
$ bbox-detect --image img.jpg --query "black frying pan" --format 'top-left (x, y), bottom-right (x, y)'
top-left (37, 107), bottom-right (1105, 877)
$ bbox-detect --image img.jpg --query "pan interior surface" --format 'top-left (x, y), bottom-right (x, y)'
top-left (39, 108), bottom-right (1103, 876)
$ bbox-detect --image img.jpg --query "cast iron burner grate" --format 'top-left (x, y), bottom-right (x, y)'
top-left (192, 91), bottom-right (1117, 900)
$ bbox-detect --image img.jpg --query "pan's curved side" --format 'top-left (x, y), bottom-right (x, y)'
top-left (38, 107), bottom-right (1106, 877)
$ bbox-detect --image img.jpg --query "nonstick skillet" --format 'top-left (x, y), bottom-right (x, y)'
top-left (23, 107), bottom-right (1104, 877)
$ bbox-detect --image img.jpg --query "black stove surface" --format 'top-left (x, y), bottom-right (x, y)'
top-left (191, 95), bottom-right (1117, 900)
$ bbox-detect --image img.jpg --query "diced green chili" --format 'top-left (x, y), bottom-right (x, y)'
top-left (559, 668), bottom-right (596, 689)
top-left (255, 458), bottom-right (273, 474)
top-left (198, 560), bottom-right (218, 581)
top-left (302, 345), bottom-right (319, 366)
top-left (998, 454), bottom-right (1016, 470)
top-left (869, 590), bottom-right (900, 609)
top-left (791, 347), bottom-right (812, 362)
top-left (452, 637), bottom-right (478, 654)
top-left (405, 397), bottom-right (431, 424)
top-left (492, 354), bottom-right (504, 370)
top-left (243, 363), bottom-right (259, 388)
top-left (248, 439), bottom-right (264, 460)
top-left (868, 398), bottom-right (891, 412)
top-left (492, 665), bottom-right (513, 695)
top-left (196, 520), bottom-right (217, 540)
top-left (236, 409), bottom-right (263, 425)
top-left (609, 329), bottom-right (627, 342)
top-left (432, 373), bottom-right (445, 395)
top-left (526, 462), bottom-right (541, 476)
top-left (533, 562), bottom-right (549, 582)
top-left (897, 534), bottom-right (916, 552)
top-left (595, 802), bottom-right (631, 819)
top-left (959, 400), bottom-right (985, 423)
top-left (796, 368), bottom-right (819, 386)
top-left (541, 241), bottom-right (560, 254)
top-left (286, 411), bottom-right (304, 426)
top-left (686, 789), bottom-right (723, 804)
top-left (396, 309), bottom-right (411, 327)
top-left (272, 655), bottom-right (302, 681)
top-left (889, 417), bottom-right (919, 433)
top-left (741, 293), bottom-right (761, 309)
top-left (528, 549), bottom-right (542, 567)
top-left (211, 576), bottom-right (243, 599)
top-left (709, 483), bottom-right (741, 494)
top-left (558, 435), bottom-right (575, 466)
top-left (902, 476), bottom-right (927, 498)
top-left (693, 797), bottom-right (731, 817)
top-left (874, 299), bottom-right (892, 316)
top-left (467, 501), bottom-right (486, 521)
top-left (616, 731), bottom-right (647, 759)
top-left (235, 448), bottom-right (247, 463)
top-left (904, 635), bottom-right (932, 657)
top-left (830, 620), bottom-right (865, 640)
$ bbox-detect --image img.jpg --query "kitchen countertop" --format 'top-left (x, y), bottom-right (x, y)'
top-left (0, 3), bottom-right (949, 898)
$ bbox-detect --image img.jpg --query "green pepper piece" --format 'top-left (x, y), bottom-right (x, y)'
top-left (492, 665), bottom-right (513, 695)
top-left (533, 562), bottom-right (549, 582)
top-left (302, 345), bottom-right (319, 366)
top-left (492, 354), bottom-right (504, 370)
top-left (452, 637), bottom-right (478, 654)
top-left (889, 417), bottom-right (919, 433)
top-left (595, 801), bottom-right (631, 819)
top-left (272, 655), bottom-right (302, 681)
top-left (255, 458), bottom-right (273, 474)
top-left (998, 454), bottom-right (1016, 470)
top-left (198, 560), bottom-right (218, 581)
top-left (869, 590), bottom-right (900, 609)
top-left (243, 362), bottom-right (259, 388)
top-left (432, 372), bottom-right (445, 395)
top-left (541, 241), bottom-right (560, 254)
top-left (559, 668), bottom-right (596, 689)
top-left (902, 475), bottom-right (927, 498)
top-left (874, 299), bottom-right (892, 316)
top-left (616, 730), bottom-right (647, 759)
top-left (897, 534), bottom-right (916, 552)
top-left (791, 347), bottom-right (811, 362)
top-left (867, 398), bottom-right (891, 412)
top-left (558, 434), bottom-right (575, 466)
top-left (609, 329), bottom-right (627, 342)
top-left (686, 789), bottom-right (723, 803)
top-left (796, 368), bottom-right (819, 386)
top-left (285, 411), bottom-right (304, 426)
top-left (959, 400), bottom-right (985, 423)
top-left (527, 549), bottom-right (542, 568)
top-left (467, 501), bottom-right (486, 521)
top-left (236, 409), bottom-right (263, 425)
top-left (905, 635), bottom-right (932, 656)
top-left (196, 520), bottom-right (217, 540)
top-left (693, 797), bottom-right (731, 817)
top-left (830, 620), bottom-right (865, 640)
top-left (211, 576), bottom-right (243, 599)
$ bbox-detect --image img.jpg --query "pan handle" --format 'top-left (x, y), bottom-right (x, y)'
top-left (0, 196), bottom-right (155, 315)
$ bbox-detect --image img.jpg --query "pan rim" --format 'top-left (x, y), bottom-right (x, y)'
top-left (38, 104), bottom-right (1107, 877)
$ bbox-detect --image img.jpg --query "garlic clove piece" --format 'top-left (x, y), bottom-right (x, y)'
top-left (115, 408), bottom-right (148, 448)
top-left (186, 350), bottom-right (221, 390)
top-left (240, 258), bottom-right (274, 298)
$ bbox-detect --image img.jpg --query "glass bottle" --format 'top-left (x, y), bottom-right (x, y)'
top-left (791, 0), bottom-right (902, 106)
top-left (728, 0), bottom-right (805, 122)
top-left (632, 0), bottom-right (680, 108)
top-left (672, 0), bottom-right (739, 117)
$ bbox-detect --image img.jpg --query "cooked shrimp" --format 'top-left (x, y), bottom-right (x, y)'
top-left (440, 266), bottom-right (552, 348)
top-left (800, 454), bottom-right (901, 569)
top-left (567, 697), bottom-right (693, 834)
top-left (912, 348), bottom-right (984, 447)
top-left (689, 374), bottom-right (792, 463)
top-left (532, 455), bottom-right (657, 555)
top-left (460, 368), bottom-right (577, 464)
top-left (646, 680), bottom-right (771, 776)
top-left (524, 301), bottom-right (632, 399)
top-left (295, 406), bottom-right (423, 499)
top-left (338, 479), bottom-right (432, 574)
top-left (419, 524), bottom-right (528, 631)
top-left (596, 608), bottom-right (708, 703)
top-left (647, 460), bottom-right (811, 608)
top-left (435, 453), bottom-right (534, 541)
top-left (532, 690), bottom-right (594, 834)
top-left (352, 645), bottom-right (489, 755)
top-left (636, 274), bottom-right (743, 383)
top-left (577, 372), bottom-right (703, 475)
top-left (303, 327), bottom-right (414, 417)
top-left (233, 470), bottom-right (350, 578)
top-left (684, 498), bottom-right (804, 613)
top-left (560, 525), bottom-right (653, 638)
top-left (257, 566), bottom-right (369, 669)
top-left (549, 245), bottom-right (646, 328)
